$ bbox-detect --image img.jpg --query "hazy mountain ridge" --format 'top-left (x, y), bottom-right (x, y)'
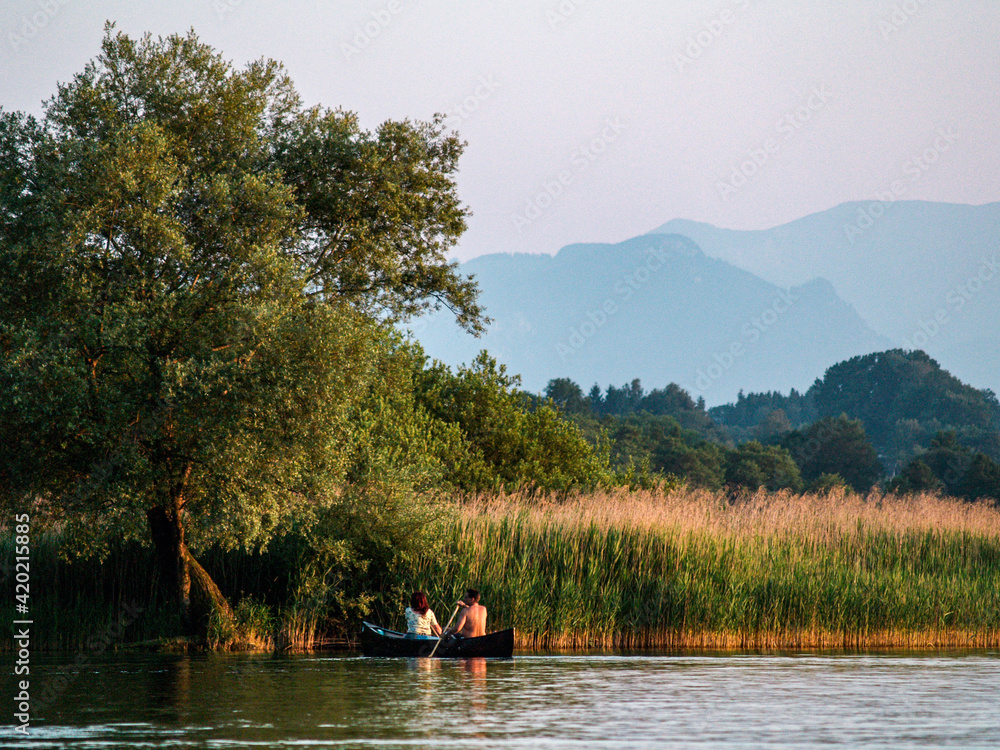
top-left (648, 200), bottom-right (1000, 393)
top-left (415, 233), bottom-right (890, 404)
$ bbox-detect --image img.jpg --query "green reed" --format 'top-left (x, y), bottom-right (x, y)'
top-left (0, 531), bottom-right (321, 651)
top-left (396, 491), bottom-right (1000, 648)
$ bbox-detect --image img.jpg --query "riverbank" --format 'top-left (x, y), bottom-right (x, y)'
top-left (4, 488), bottom-right (999, 651)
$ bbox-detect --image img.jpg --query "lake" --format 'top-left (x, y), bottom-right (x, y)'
top-left (5, 651), bottom-right (1000, 748)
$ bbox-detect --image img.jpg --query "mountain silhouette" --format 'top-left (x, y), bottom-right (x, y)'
top-left (414, 233), bottom-right (890, 404)
top-left (649, 200), bottom-right (1000, 393)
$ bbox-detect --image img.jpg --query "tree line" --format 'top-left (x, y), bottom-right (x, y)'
top-left (541, 348), bottom-right (1000, 501)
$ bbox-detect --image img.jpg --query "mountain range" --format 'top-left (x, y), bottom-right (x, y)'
top-left (414, 201), bottom-right (997, 405)
top-left (651, 201), bottom-right (1000, 392)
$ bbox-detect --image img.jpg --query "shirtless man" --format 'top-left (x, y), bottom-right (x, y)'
top-left (448, 588), bottom-right (487, 638)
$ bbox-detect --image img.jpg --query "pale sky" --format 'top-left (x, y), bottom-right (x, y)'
top-left (2, 1), bottom-right (998, 261)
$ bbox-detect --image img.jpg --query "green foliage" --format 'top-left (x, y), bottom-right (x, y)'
top-left (593, 378), bottom-right (645, 414)
top-left (415, 353), bottom-right (610, 492)
top-left (710, 351), bottom-right (1000, 497)
top-left (652, 433), bottom-right (726, 489)
top-left (811, 351), bottom-right (1000, 454)
top-left (357, 351), bottom-right (1000, 500)
top-left (278, 481), bottom-right (444, 632)
top-left (888, 460), bottom-right (945, 495)
top-left (0, 26), bottom-right (492, 638)
top-left (805, 473), bottom-right (850, 495)
top-left (602, 414), bottom-right (687, 466)
top-left (958, 454), bottom-right (1000, 503)
top-left (544, 377), bottom-right (590, 415)
top-left (401, 499), bottom-right (1000, 648)
top-left (207, 595), bottom-right (280, 650)
top-left (270, 104), bottom-right (484, 332)
top-left (0, 27), bottom-right (484, 527)
top-left (567, 405), bottom-right (803, 493)
top-left (918, 431), bottom-right (976, 495)
top-left (542, 378), bottom-right (743, 490)
top-left (782, 415), bottom-right (883, 492)
top-left (709, 389), bottom-right (816, 441)
top-left (724, 441), bottom-right (803, 492)
top-left (710, 351), bottom-right (1000, 473)
top-left (568, 411), bottom-right (725, 489)
top-left (581, 378), bottom-right (725, 440)
top-left (891, 432), bottom-right (1000, 502)
top-left (11, 493), bottom-right (1000, 651)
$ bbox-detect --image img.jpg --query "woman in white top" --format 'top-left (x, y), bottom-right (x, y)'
top-left (404, 591), bottom-right (442, 637)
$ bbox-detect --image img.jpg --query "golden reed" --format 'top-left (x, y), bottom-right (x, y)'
top-left (423, 488), bottom-right (1000, 651)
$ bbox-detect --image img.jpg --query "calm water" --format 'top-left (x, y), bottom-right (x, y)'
top-left (5, 651), bottom-right (1000, 748)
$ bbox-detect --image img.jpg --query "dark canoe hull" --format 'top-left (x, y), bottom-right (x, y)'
top-left (360, 622), bottom-right (514, 658)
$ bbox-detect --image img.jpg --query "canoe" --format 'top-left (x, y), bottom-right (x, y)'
top-left (360, 621), bottom-right (514, 658)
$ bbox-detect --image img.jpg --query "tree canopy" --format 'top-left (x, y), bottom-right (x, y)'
top-left (781, 415), bottom-right (883, 493)
top-left (0, 27), bottom-right (486, 632)
top-left (709, 350), bottom-right (1000, 473)
top-left (889, 431), bottom-right (1000, 502)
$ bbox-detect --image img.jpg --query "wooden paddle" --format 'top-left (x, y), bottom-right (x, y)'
top-left (428, 602), bottom-right (461, 658)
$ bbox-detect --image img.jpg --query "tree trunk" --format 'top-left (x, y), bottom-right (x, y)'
top-left (147, 501), bottom-right (233, 639)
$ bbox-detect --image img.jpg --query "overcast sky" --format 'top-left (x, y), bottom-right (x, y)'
top-left (2, 0), bottom-right (997, 262)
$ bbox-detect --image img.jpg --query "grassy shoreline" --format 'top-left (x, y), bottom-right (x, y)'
top-left (5, 489), bottom-right (1000, 652)
top-left (404, 489), bottom-right (1000, 650)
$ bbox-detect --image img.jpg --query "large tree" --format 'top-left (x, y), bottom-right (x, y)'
top-left (0, 27), bottom-right (483, 633)
top-left (723, 440), bottom-right (802, 493)
top-left (781, 415), bottom-right (883, 492)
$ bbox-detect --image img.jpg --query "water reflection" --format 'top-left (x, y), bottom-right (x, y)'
top-left (461, 658), bottom-right (488, 715)
top-left (404, 656), bottom-right (442, 717)
top-left (10, 652), bottom-right (1000, 749)
top-left (146, 656), bottom-right (191, 723)
top-left (462, 656), bottom-right (488, 679)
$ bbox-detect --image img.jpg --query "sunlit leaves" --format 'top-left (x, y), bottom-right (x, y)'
top-left (0, 27), bottom-right (484, 558)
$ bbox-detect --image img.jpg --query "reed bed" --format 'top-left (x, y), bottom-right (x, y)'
top-left (5, 488), bottom-right (999, 651)
top-left (401, 488), bottom-right (1000, 650)
top-left (0, 531), bottom-right (326, 651)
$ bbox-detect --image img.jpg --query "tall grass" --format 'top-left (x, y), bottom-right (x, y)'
top-left (0, 532), bottom-right (330, 651)
top-left (398, 488), bottom-right (1000, 649)
top-left (5, 488), bottom-right (1000, 651)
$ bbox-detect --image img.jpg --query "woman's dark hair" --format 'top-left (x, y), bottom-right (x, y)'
top-left (410, 591), bottom-right (429, 615)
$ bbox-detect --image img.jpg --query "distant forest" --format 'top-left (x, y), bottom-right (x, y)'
top-left (539, 349), bottom-right (1000, 501)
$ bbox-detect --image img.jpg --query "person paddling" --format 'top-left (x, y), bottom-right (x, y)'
top-left (446, 588), bottom-right (487, 638)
